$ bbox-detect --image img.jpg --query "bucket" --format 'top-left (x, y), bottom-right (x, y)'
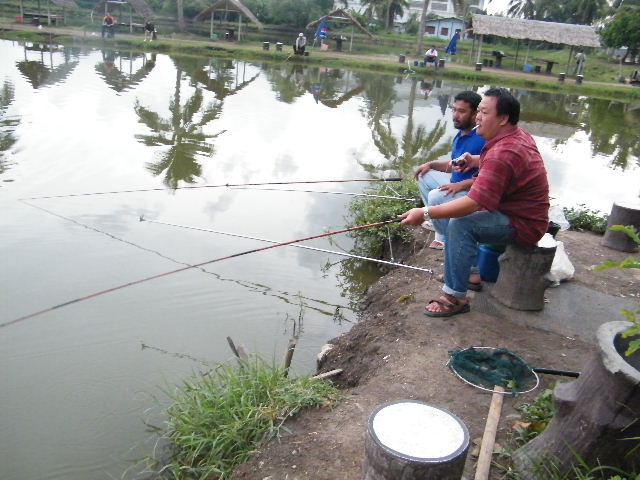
top-left (477, 244), bottom-right (501, 282)
top-left (523, 64), bottom-right (533, 73)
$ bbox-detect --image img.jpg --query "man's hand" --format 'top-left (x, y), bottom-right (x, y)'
top-left (413, 163), bottom-right (431, 179)
top-left (439, 182), bottom-right (466, 196)
top-left (398, 208), bottom-right (425, 226)
top-left (453, 152), bottom-right (480, 173)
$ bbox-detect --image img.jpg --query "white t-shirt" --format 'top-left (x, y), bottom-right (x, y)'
top-left (425, 48), bottom-right (438, 58)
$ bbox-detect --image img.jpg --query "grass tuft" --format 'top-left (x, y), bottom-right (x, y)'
top-left (153, 358), bottom-right (341, 479)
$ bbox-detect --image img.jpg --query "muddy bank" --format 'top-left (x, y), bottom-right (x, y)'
top-left (232, 228), bottom-right (638, 479)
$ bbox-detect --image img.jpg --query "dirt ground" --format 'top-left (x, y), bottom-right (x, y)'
top-left (232, 229), bottom-right (639, 480)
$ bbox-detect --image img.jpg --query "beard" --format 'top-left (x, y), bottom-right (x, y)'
top-left (453, 118), bottom-right (474, 131)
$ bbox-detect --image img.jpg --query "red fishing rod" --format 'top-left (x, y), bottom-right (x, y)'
top-left (21, 177), bottom-right (404, 200)
top-left (1, 218), bottom-right (402, 329)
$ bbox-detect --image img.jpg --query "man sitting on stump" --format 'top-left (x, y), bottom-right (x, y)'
top-left (400, 87), bottom-right (549, 317)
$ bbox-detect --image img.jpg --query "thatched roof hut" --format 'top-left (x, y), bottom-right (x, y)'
top-left (194, 0), bottom-right (264, 30)
top-left (51, 0), bottom-right (79, 8)
top-left (471, 14), bottom-right (600, 47)
top-left (306, 9), bottom-right (374, 38)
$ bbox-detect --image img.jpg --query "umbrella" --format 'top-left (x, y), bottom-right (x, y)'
top-left (445, 32), bottom-right (459, 55)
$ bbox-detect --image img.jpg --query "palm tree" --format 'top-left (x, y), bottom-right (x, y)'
top-left (177, 0), bottom-right (185, 31)
top-left (134, 69), bottom-right (226, 189)
top-left (416, 0), bottom-right (429, 56)
top-left (507, 0), bottom-right (539, 19)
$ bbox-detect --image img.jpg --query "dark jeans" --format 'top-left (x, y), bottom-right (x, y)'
top-left (102, 25), bottom-right (115, 38)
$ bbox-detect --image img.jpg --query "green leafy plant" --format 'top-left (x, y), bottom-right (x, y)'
top-left (595, 225), bottom-right (640, 356)
top-left (513, 387), bottom-right (555, 445)
top-left (563, 204), bottom-right (609, 234)
top-left (346, 178), bottom-right (422, 258)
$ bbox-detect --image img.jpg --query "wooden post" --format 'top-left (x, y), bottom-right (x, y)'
top-left (513, 321), bottom-right (640, 478)
top-left (210, 10), bottom-right (213, 38)
top-left (601, 202), bottom-right (640, 252)
top-left (474, 386), bottom-right (505, 480)
top-left (282, 338), bottom-right (297, 378)
top-left (491, 243), bottom-right (556, 311)
top-left (363, 400), bottom-right (469, 479)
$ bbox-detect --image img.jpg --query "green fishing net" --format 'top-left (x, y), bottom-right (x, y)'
top-left (448, 347), bottom-right (539, 394)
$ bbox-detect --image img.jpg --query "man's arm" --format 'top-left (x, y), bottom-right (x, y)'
top-left (413, 159), bottom-right (451, 179)
top-left (399, 196), bottom-right (482, 225)
top-left (439, 178), bottom-right (474, 195)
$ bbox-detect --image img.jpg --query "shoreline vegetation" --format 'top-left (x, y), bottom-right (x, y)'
top-left (1, 21), bottom-right (640, 104)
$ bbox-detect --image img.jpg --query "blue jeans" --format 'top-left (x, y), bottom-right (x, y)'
top-left (443, 211), bottom-right (515, 298)
top-left (417, 170), bottom-right (468, 243)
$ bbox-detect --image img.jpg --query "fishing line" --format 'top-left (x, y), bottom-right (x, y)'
top-left (16, 200), bottom-right (354, 322)
top-left (141, 218), bottom-right (433, 274)
top-left (21, 177), bottom-right (404, 201)
top-left (2, 218), bottom-right (402, 328)
top-left (228, 186), bottom-right (419, 202)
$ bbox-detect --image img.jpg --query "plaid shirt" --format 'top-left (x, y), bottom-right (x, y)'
top-left (468, 125), bottom-right (549, 246)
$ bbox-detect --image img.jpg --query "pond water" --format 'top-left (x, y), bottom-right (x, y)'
top-left (0, 39), bottom-right (638, 480)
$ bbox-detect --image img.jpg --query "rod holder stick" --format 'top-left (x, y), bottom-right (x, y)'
top-left (475, 385), bottom-right (505, 480)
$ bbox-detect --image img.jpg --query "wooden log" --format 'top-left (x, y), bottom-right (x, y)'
top-left (363, 400), bottom-right (469, 480)
top-left (282, 338), bottom-right (297, 378)
top-left (601, 202), bottom-right (640, 252)
top-left (491, 243), bottom-right (556, 310)
top-left (474, 386), bottom-right (505, 480)
top-left (513, 321), bottom-right (640, 478)
top-left (312, 368), bottom-right (343, 380)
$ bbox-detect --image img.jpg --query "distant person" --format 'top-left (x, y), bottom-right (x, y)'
top-left (294, 33), bottom-right (307, 55)
top-left (574, 50), bottom-right (586, 76)
top-left (102, 13), bottom-right (116, 38)
top-left (144, 20), bottom-right (155, 42)
top-left (425, 45), bottom-right (438, 67)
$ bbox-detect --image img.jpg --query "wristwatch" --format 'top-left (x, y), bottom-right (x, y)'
top-left (423, 207), bottom-right (430, 221)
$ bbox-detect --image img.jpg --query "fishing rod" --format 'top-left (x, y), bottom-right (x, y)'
top-left (141, 218), bottom-right (433, 273)
top-left (21, 177), bottom-right (404, 201)
top-left (1, 218), bottom-right (402, 329)
top-left (228, 186), bottom-right (419, 202)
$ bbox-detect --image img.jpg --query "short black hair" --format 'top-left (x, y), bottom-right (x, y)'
top-left (483, 87), bottom-right (520, 125)
top-left (454, 91), bottom-right (482, 111)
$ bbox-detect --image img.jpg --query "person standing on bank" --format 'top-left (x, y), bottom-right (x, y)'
top-left (294, 33), bottom-right (307, 55)
top-left (144, 20), bottom-right (155, 42)
top-left (400, 88), bottom-right (549, 317)
top-left (414, 90), bottom-right (486, 251)
top-left (102, 12), bottom-right (116, 38)
top-left (574, 50), bottom-right (586, 76)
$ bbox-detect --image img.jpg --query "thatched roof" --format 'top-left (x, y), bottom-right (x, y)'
top-left (471, 15), bottom-right (600, 47)
top-left (51, 0), bottom-right (79, 8)
top-left (306, 9), bottom-right (375, 38)
top-left (93, 0), bottom-right (155, 20)
top-left (194, 0), bottom-right (264, 29)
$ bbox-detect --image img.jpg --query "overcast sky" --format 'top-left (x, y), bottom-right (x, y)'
top-left (485, 0), bottom-right (510, 15)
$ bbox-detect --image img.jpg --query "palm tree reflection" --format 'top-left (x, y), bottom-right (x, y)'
top-left (134, 68), bottom-right (226, 189)
top-left (0, 81), bottom-right (19, 175)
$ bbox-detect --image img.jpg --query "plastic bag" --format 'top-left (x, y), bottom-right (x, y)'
top-left (548, 240), bottom-right (574, 285)
top-left (549, 205), bottom-right (570, 231)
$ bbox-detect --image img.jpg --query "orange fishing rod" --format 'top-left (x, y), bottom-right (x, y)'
top-left (1, 218), bottom-right (402, 329)
top-left (21, 177), bottom-right (404, 200)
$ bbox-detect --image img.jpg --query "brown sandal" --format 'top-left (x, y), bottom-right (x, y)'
top-left (424, 296), bottom-right (470, 318)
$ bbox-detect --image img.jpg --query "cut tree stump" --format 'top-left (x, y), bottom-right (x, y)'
top-left (363, 400), bottom-right (469, 480)
top-left (512, 321), bottom-right (640, 478)
top-left (601, 202), bottom-right (640, 252)
top-left (491, 243), bottom-right (556, 310)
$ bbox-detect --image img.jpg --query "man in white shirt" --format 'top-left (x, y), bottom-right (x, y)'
top-left (425, 46), bottom-right (438, 67)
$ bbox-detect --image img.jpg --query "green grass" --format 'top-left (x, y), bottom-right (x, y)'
top-left (563, 204), bottom-right (609, 234)
top-left (148, 358), bottom-right (341, 480)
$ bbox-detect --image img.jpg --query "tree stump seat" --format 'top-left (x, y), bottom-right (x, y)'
top-left (601, 202), bottom-right (640, 252)
top-left (363, 400), bottom-right (469, 479)
top-left (491, 243), bottom-right (556, 311)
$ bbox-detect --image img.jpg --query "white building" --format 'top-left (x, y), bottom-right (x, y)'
top-left (341, 0), bottom-right (485, 35)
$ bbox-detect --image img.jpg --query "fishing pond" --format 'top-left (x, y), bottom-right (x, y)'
top-left (0, 39), bottom-right (638, 480)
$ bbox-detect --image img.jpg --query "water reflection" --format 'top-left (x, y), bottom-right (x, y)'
top-left (15, 42), bottom-right (80, 89)
top-left (363, 77), bottom-right (451, 177)
top-left (174, 57), bottom-right (260, 100)
top-left (0, 80), bottom-right (18, 174)
top-left (134, 66), bottom-right (226, 188)
top-left (581, 98), bottom-right (640, 170)
top-left (95, 49), bottom-right (156, 92)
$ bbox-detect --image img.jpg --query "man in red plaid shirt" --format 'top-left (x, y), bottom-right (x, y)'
top-left (400, 87), bottom-right (549, 317)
